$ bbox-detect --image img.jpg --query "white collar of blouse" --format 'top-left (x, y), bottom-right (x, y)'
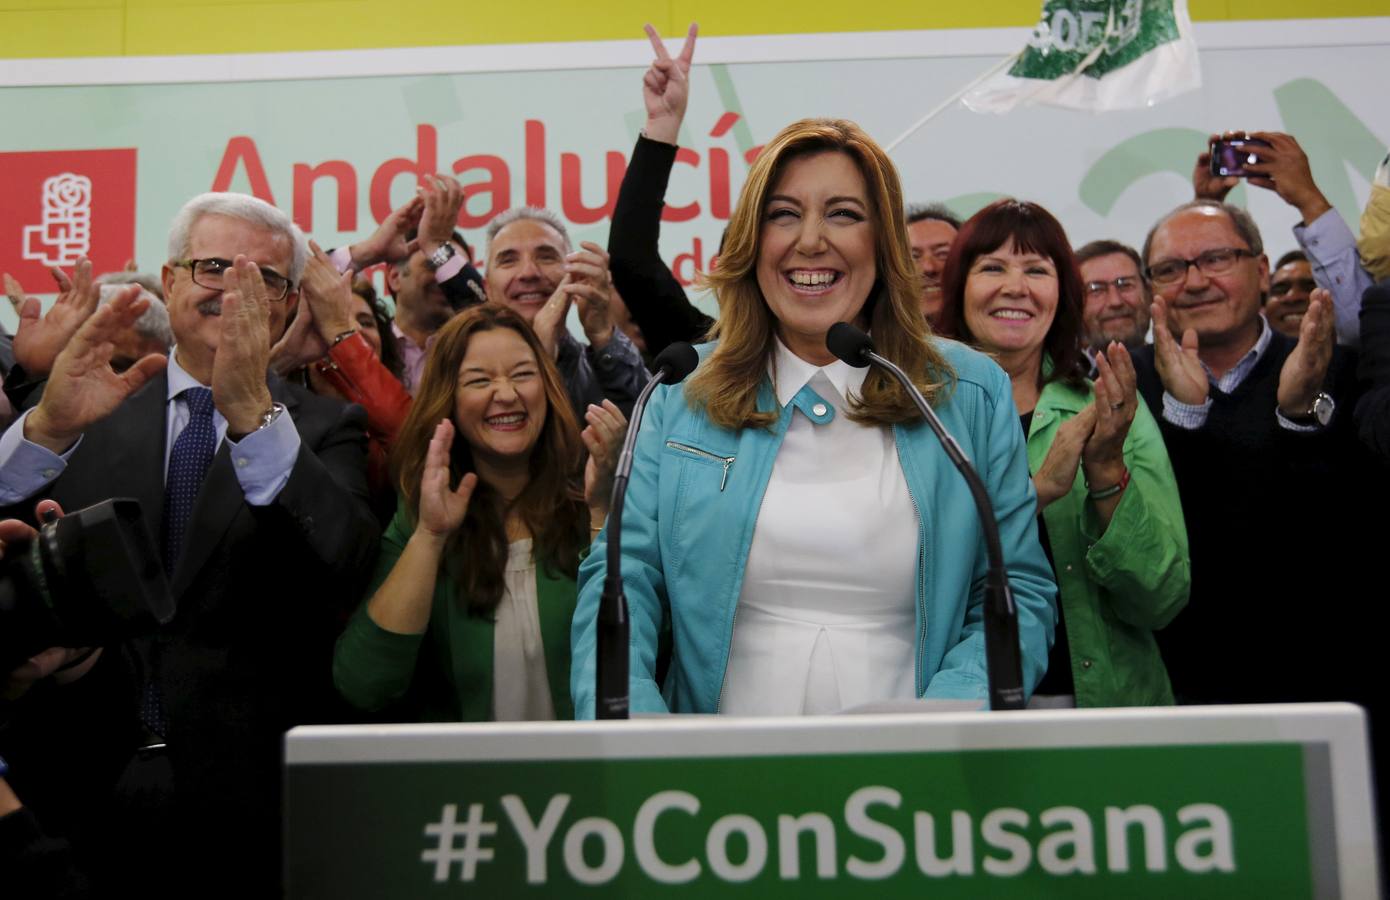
top-left (769, 335), bottom-right (869, 409)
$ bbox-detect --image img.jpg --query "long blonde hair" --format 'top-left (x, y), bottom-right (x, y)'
top-left (687, 118), bottom-right (952, 429)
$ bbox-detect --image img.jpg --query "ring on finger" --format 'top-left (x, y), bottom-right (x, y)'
top-left (1110, 402), bottom-right (1124, 411)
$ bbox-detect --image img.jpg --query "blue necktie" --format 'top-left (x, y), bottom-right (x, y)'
top-left (162, 386), bottom-right (217, 572)
top-left (144, 386), bottom-right (216, 739)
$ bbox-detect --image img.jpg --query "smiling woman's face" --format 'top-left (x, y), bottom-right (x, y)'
top-left (755, 150), bottom-right (877, 365)
top-left (452, 327), bottom-right (548, 466)
top-left (962, 240), bottom-right (1060, 357)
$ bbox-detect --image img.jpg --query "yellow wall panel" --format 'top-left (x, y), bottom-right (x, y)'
top-left (122, 0), bottom-right (665, 56)
top-left (0, 8), bottom-right (123, 58)
top-left (123, 2), bottom-right (374, 56)
top-left (0, 0), bottom-right (1387, 59)
top-left (666, 0), bottom-right (1041, 34)
top-left (0, 1), bottom-right (117, 9)
top-left (1222, 0), bottom-right (1390, 17)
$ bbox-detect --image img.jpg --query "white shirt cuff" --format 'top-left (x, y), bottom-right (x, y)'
top-left (1160, 392), bottom-right (1211, 430)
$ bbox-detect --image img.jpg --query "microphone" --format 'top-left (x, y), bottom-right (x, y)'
top-left (826, 322), bottom-right (1026, 711)
top-left (596, 341), bottom-right (700, 719)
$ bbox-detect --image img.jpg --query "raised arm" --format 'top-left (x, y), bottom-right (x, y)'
top-left (301, 242), bottom-right (413, 440)
top-left (1241, 131), bottom-right (1372, 345)
top-left (608, 23), bottom-right (715, 355)
top-left (333, 420), bottom-right (477, 710)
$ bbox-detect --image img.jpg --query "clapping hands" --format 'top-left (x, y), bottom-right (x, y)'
top-left (210, 256), bottom-right (275, 437)
top-left (417, 419), bottom-right (478, 538)
top-left (25, 285), bottom-right (167, 453)
top-left (1032, 343), bottom-right (1139, 512)
top-left (1276, 287), bottom-right (1335, 419)
top-left (532, 241), bottom-right (618, 355)
top-left (1150, 295), bottom-right (1209, 407)
top-left (581, 400), bottom-right (629, 523)
top-left (7, 260), bottom-right (102, 377)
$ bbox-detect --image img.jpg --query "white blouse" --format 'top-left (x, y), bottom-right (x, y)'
top-left (492, 539), bottom-right (556, 722)
top-left (720, 339), bottom-right (920, 716)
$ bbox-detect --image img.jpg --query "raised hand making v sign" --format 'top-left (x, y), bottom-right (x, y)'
top-left (605, 21), bottom-right (716, 359)
top-left (642, 23), bottom-right (697, 146)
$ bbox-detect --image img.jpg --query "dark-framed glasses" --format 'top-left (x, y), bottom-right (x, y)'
top-left (172, 257), bottom-right (292, 301)
top-left (1083, 276), bottom-right (1143, 300)
top-left (1146, 248), bottom-right (1255, 286)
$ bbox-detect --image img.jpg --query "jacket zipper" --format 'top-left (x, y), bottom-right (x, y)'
top-left (665, 440), bottom-right (736, 491)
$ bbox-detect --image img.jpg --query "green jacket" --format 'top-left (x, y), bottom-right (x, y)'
top-left (333, 501), bottom-right (577, 721)
top-left (1027, 376), bottom-right (1190, 707)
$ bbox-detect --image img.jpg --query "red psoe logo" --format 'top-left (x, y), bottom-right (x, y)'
top-left (0, 149), bottom-right (137, 286)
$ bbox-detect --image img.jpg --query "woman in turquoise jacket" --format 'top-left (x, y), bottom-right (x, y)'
top-left (940, 199), bottom-right (1190, 707)
top-left (334, 305), bottom-right (626, 721)
top-left (570, 120), bottom-right (1058, 717)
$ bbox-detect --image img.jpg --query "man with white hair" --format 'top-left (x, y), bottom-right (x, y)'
top-left (0, 192), bottom-right (378, 893)
top-left (484, 206), bottom-right (649, 417)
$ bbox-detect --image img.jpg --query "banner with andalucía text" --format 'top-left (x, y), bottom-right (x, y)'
top-left (0, 21), bottom-right (1385, 331)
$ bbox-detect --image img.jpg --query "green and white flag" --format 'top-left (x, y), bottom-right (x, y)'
top-left (964, 0), bottom-right (1201, 113)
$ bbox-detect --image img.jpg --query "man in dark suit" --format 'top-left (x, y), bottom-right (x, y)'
top-left (0, 193), bottom-right (379, 893)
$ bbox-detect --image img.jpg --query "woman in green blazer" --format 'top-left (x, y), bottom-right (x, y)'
top-left (333, 305), bottom-right (625, 721)
top-left (942, 199), bottom-right (1190, 707)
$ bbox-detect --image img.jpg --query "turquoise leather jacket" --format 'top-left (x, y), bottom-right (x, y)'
top-left (570, 340), bottom-right (1058, 717)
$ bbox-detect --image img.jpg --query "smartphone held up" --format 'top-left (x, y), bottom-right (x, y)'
top-left (1210, 137), bottom-right (1272, 178)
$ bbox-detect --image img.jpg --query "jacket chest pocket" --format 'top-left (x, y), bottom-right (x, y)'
top-left (664, 440), bottom-right (736, 492)
top-left (662, 438), bottom-right (739, 582)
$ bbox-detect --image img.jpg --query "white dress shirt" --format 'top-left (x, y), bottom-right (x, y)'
top-left (720, 339), bottom-right (919, 716)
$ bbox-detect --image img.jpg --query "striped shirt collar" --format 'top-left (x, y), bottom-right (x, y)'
top-left (1205, 317), bottom-right (1273, 394)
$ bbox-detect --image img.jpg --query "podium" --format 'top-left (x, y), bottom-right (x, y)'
top-left (285, 703), bottom-right (1379, 898)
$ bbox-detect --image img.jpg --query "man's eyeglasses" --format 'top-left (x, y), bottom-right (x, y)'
top-left (172, 258), bottom-right (292, 301)
top-left (1083, 276), bottom-right (1143, 300)
top-left (1146, 248), bottom-right (1255, 286)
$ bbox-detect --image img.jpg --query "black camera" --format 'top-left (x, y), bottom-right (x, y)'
top-left (0, 498), bottom-right (174, 674)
